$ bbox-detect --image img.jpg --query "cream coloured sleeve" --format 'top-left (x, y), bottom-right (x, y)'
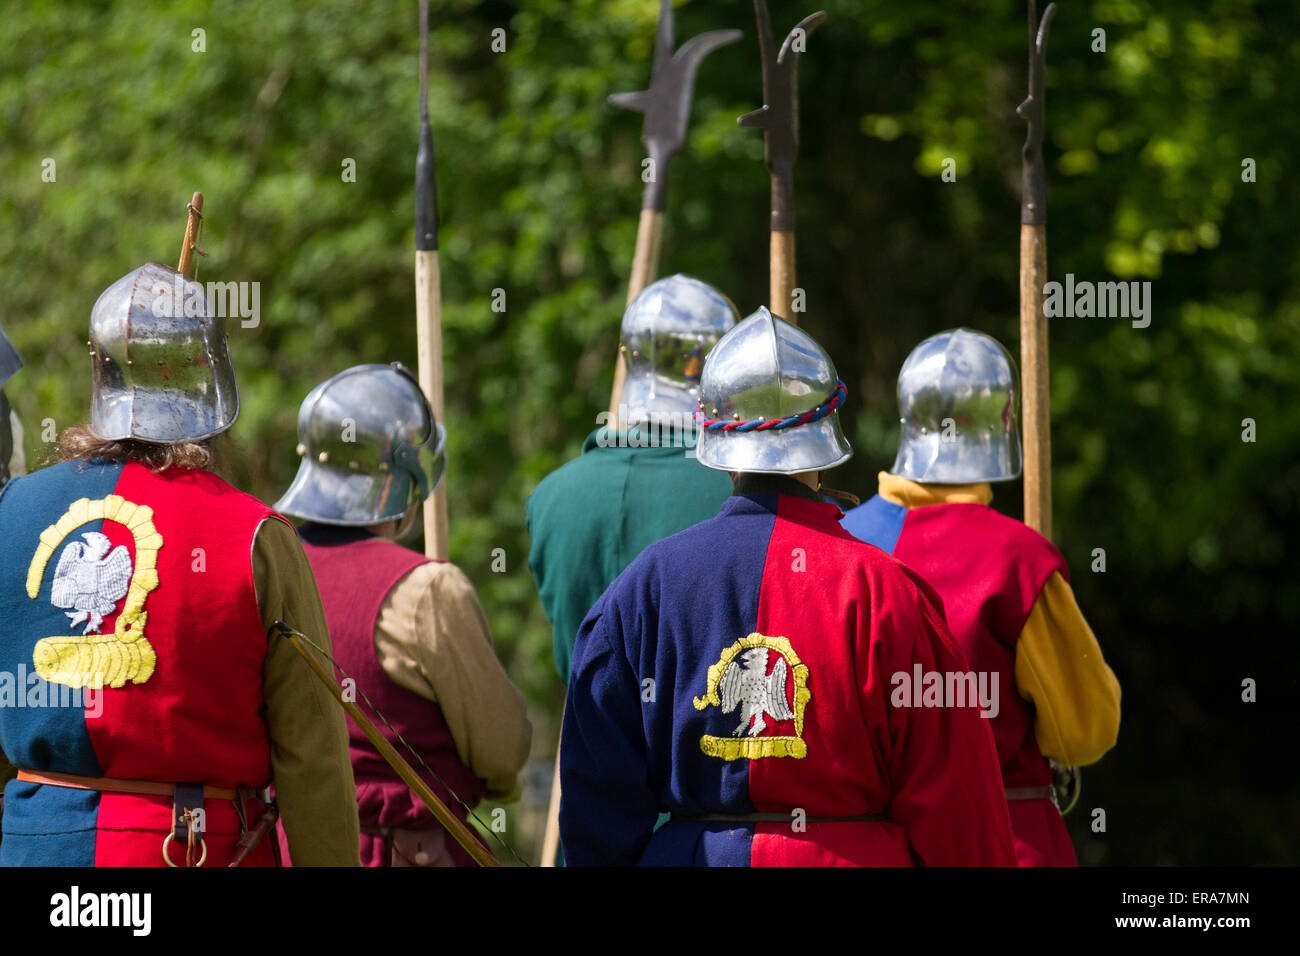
top-left (374, 561), bottom-right (532, 798)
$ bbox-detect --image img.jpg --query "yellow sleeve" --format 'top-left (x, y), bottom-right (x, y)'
top-left (1013, 571), bottom-right (1121, 767)
top-left (253, 518), bottom-right (362, 866)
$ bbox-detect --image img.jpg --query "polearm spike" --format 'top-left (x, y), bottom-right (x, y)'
top-left (415, 0), bottom-right (450, 561)
top-left (738, 1), bottom-right (826, 323)
top-left (1016, 0), bottom-right (1056, 539)
top-left (602, 0), bottom-right (741, 427)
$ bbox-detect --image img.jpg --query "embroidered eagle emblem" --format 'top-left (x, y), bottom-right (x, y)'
top-left (26, 495), bottom-right (162, 690)
top-left (50, 531), bottom-right (132, 634)
top-left (719, 646), bottom-right (796, 738)
top-left (693, 633), bottom-right (811, 760)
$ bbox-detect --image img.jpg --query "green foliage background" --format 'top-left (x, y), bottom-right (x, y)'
top-left (2, 0), bottom-right (1295, 863)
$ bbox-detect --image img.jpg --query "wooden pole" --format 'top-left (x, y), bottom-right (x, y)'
top-left (539, 733), bottom-right (564, 866)
top-left (770, 229), bottom-right (796, 322)
top-left (177, 192), bottom-right (203, 278)
top-left (1016, 1), bottom-right (1056, 538)
top-left (416, 250), bottom-right (450, 560)
top-left (415, 0), bottom-right (449, 561)
top-left (606, 208), bottom-right (664, 427)
top-left (285, 629), bottom-right (497, 867)
top-left (1020, 223), bottom-right (1051, 538)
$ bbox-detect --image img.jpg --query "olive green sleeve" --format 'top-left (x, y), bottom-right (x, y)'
top-left (253, 517), bottom-right (361, 866)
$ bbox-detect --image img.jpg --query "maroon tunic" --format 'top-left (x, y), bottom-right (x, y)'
top-left (298, 524), bottom-right (486, 867)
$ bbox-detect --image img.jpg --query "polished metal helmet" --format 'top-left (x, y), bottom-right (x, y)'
top-left (619, 274), bottom-right (739, 426)
top-left (88, 262), bottom-right (239, 443)
top-left (695, 307), bottom-right (852, 475)
top-left (891, 328), bottom-right (1021, 483)
top-left (274, 363), bottom-right (446, 526)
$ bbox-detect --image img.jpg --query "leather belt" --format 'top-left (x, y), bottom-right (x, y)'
top-left (16, 769), bottom-right (237, 801)
top-left (1004, 785), bottom-right (1054, 801)
top-left (675, 811), bottom-right (889, 824)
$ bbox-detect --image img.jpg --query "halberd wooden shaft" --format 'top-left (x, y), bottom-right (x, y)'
top-left (177, 192), bottom-right (203, 278)
top-left (1020, 222), bottom-right (1051, 538)
top-left (607, 208), bottom-right (664, 426)
top-left (416, 249), bottom-right (450, 560)
top-left (286, 630), bottom-right (498, 867)
top-left (539, 733), bottom-right (563, 866)
top-left (770, 229), bottom-right (796, 322)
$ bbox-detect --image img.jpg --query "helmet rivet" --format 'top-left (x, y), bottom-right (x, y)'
top-left (631, 350), bottom-right (639, 357)
top-left (318, 451), bottom-right (329, 463)
top-left (126, 359), bottom-right (133, 366)
top-left (620, 345), bottom-right (628, 353)
top-left (295, 443), bottom-right (306, 456)
top-left (87, 340), bottom-right (93, 347)
top-left (711, 408), bottom-right (719, 416)
top-left (732, 413), bottom-right (740, 420)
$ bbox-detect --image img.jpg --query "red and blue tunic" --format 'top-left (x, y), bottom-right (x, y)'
top-left (0, 460), bottom-right (281, 866)
top-left (841, 485), bottom-right (1077, 866)
top-left (559, 481), bottom-right (1017, 866)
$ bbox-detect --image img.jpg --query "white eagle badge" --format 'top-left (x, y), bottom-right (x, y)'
top-left (693, 634), bottom-right (812, 760)
top-left (719, 646), bottom-right (796, 738)
top-left (50, 531), bottom-right (132, 634)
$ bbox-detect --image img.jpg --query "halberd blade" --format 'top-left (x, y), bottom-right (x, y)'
top-left (610, 0), bottom-right (742, 210)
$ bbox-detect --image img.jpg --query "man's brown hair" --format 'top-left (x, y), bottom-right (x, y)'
top-left (57, 425), bottom-right (215, 473)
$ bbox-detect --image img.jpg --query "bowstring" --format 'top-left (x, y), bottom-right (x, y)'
top-left (282, 624), bottom-right (530, 867)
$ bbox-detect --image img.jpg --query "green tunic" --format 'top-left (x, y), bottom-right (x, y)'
top-left (527, 426), bottom-right (734, 683)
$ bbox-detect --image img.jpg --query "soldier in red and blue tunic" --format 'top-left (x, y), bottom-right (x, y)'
top-left (560, 308), bottom-right (1017, 866)
top-left (275, 363), bottom-right (531, 867)
top-left (841, 328), bottom-right (1121, 866)
top-left (0, 263), bottom-right (360, 866)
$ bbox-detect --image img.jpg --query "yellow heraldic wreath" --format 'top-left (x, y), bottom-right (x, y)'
top-left (693, 633), bottom-right (811, 760)
top-left (25, 495), bottom-right (162, 690)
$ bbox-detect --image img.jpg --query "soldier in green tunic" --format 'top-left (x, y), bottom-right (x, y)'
top-left (526, 275), bottom-right (739, 683)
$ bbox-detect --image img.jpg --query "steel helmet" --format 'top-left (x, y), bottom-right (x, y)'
top-left (694, 307), bottom-right (851, 474)
top-left (275, 363), bottom-right (446, 526)
top-left (89, 262), bottom-right (239, 443)
top-left (891, 328), bottom-right (1021, 483)
top-left (618, 274), bottom-right (739, 427)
